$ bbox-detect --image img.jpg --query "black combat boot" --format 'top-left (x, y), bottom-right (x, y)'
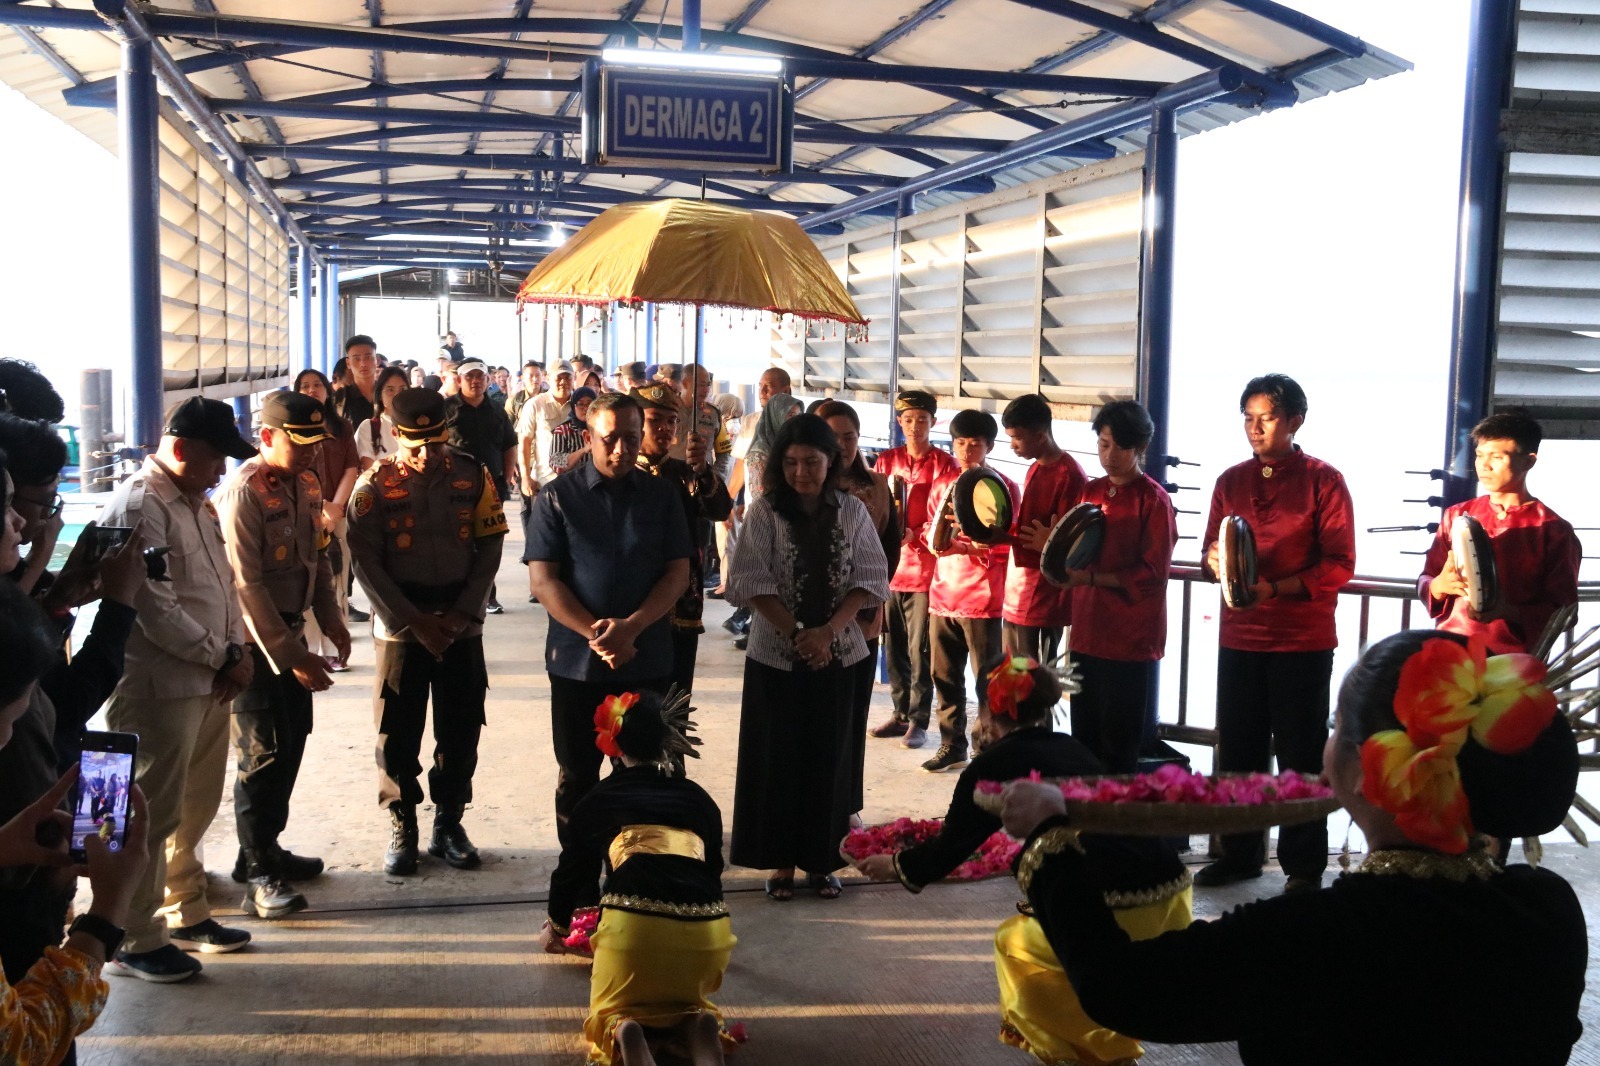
top-left (385, 803), bottom-right (419, 875)
top-left (428, 803), bottom-right (481, 869)
top-left (241, 848), bottom-right (308, 919)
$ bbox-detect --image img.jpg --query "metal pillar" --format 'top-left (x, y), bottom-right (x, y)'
top-left (324, 262), bottom-right (341, 370)
top-left (1137, 104), bottom-right (1178, 484)
top-left (1443, 0), bottom-right (1519, 504)
top-left (121, 36), bottom-right (163, 454)
top-left (643, 302), bottom-right (655, 368)
top-left (682, 0), bottom-right (701, 52)
top-left (296, 243), bottom-right (314, 371)
top-left (310, 261), bottom-right (327, 376)
top-left (887, 195), bottom-right (909, 446)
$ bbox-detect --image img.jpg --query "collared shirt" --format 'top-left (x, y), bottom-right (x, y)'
top-left (214, 456), bottom-right (341, 674)
top-left (335, 386), bottom-right (376, 429)
top-left (929, 466), bottom-right (1016, 619)
top-left (519, 393), bottom-right (572, 485)
top-left (1202, 447), bottom-right (1356, 654)
top-left (1069, 473), bottom-right (1177, 662)
top-left (97, 457), bottom-right (247, 698)
top-left (523, 461), bottom-right (695, 682)
top-left (1419, 496), bottom-right (1581, 654)
top-left (355, 415), bottom-right (399, 466)
top-left (447, 394), bottom-right (517, 496)
top-left (1002, 453), bottom-right (1087, 627)
top-left (875, 444), bottom-right (961, 593)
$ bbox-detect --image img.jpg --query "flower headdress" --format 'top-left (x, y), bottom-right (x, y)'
top-left (1361, 636), bottom-right (1556, 854)
top-left (594, 692), bottom-right (640, 758)
top-left (987, 657), bottom-right (1039, 719)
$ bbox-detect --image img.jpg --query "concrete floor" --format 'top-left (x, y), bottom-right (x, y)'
top-left (78, 532), bottom-right (1600, 1064)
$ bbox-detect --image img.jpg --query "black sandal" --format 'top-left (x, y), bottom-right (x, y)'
top-left (764, 875), bottom-right (795, 901)
top-left (808, 873), bottom-right (843, 899)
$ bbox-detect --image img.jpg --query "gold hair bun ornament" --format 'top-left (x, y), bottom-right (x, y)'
top-left (659, 684), bottom-right (703, 776)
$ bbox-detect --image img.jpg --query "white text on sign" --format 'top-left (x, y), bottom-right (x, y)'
top-left (621, 93), bottom-right (767, 145)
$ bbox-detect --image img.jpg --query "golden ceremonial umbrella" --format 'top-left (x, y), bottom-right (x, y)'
top-left (514, 198), bottom-right (867, 336)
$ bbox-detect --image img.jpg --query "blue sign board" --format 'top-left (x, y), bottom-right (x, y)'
top-left (584, 64), bottom-right (791, 173)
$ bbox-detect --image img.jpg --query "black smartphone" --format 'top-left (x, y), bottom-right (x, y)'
top-left (86, 525), bottom-right (133, 565)
top-left (72, 731), bottom-right (139, 862)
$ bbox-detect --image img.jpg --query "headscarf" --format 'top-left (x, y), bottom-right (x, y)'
top-left (749, 393), bottom-right (802, 464)
top-left (565, 387), bottom-right (597, 431)
top-left (712, 393), bottom-right (743, 422)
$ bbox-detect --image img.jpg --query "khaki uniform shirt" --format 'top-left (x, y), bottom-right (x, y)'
top-left (346, 448), bottom-right (508, 644)
top-left (214, 457), bottom-right (340, 674)
top-left (98, 457), bottom-right (247, 699)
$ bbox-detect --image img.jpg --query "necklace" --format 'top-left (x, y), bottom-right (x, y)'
top-left (1357, 848), bottom-right (1500, 883)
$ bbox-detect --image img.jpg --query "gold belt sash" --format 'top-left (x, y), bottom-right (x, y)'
top-left (609, 825), bottom-right (706, 870)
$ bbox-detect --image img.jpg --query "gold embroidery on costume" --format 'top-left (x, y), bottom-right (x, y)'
top-left (597, 894), bottom-right (730, 920)
top-left (1356, 848), bottom-right (1500, 883)
top-left (1103, 870), bottom-right (1193, 910)
top-left (1016, 826), bottom-right (1084, 896)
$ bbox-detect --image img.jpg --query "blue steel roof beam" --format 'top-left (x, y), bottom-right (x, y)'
top-left (452, 0), bottom-right (538, 211)
top-left (188, 0), bottom-right (299, 179)
top-left (11, 25), bottom-right (86, 85)
top-left (303, 223), bottom-right (554, 242)
top-left (279, 77), bottom-right (581, 107)
top-left (367, 0), bottom-right (388, 203)
top-left (293, 205), bottom-right (603, 226)
top-left (277, 181), bottom-right (893, 215)
top-left (208, 98), bottom-right (580, 132)
top-left (289, 124), bottom-right (449, 149)
top-left (239, 143), bottom-right (993, 193)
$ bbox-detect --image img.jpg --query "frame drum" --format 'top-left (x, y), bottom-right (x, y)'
top-left (951, 466), bottom-right (1014, 545)
top-left (1218, 515), bottom-right (1259, 610)
top-left (1040, 503), bottom-right (1106, 587)
top-left (1451, 513), bottom-right (1499, 616)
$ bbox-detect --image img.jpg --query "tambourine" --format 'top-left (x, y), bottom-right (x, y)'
top-left (927, 480), bottom-right (959, 554)
top-left (1451, 513), bottom-right (1499, 616)
top-left (951, 467), bottom-right (1013, 545)
top-left (1040, 503), bottom-right (1106, 587)
top-left (1218, 515), bottom-right (1258, 610)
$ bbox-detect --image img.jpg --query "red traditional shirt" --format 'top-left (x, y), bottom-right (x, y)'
top-left (929, 466), bottom-right (1016, 619)
top-left (1002, 452), bottom-right (1087, 627)
top-left (1418, 495), bottom-right (1581, 654)
top-left (1202, 448), bottom-right (1356, 654)
top-left (876, 444), bottom-right (961, 594)
top-left (1069, 474), bottom-right (1177, 662)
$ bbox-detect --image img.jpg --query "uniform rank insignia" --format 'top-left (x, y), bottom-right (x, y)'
top-left (383, 487), bottom-right (409, 500)
top-left (452, 479), bottom-right (473, 491)
top-left (274, 544), bottom-right (288, 561)
top-left (351, 491), bottom-right (373, 519)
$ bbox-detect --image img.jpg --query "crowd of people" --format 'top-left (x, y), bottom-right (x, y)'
top-left (0, 344), bottom-right (1589, 1065)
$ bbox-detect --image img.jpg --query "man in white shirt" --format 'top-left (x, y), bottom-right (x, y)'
top-left (99, 398), bottom-right (258, 983)
top-left (518, 363), bottom-right (574, 497)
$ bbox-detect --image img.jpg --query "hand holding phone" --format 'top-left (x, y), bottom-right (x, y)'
top-left (0, 765), bottom-right (78, 869)
top-left (72, 731), bottom-right (139, 863)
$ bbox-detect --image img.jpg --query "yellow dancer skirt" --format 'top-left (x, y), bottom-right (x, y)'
top-left (584, 909), bottom-right (738, 1066)
top-left (994, 889), bottom-right (1193, 1066)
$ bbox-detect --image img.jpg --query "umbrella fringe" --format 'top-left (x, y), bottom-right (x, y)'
top-left (515, 293), bottom-right (869, 340)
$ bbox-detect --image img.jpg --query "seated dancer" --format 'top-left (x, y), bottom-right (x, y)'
top-left (1001, 629), bottom-right (1587, 1066)
top-left (856, 659), bottom-right (1190, 1066)
top-left (1419, 409), bottom-right (1581, 654)
top-left (539, 691), bottom-right (736, 1066)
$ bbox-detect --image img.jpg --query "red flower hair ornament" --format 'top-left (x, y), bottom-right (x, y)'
top-left (1360, 637), bottom-right (1556, 854)
top-left (986, 657), bottom-right (1039, 719)
top-left (594, 692), bottom-right (641, 758)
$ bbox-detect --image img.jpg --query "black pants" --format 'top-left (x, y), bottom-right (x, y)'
top-left (1215, 646), bottom-right (1333, 878)
top-left (1003, 622), bottom-right (1064, 666)
top-left (930, 615), bottom-right (1004, 756)
top-left (375, 636), bottom-right (488, 809)
top-left (233, 643), bottom-right (313, 854)
top-left (885, 591), bottom-right (934, 727)
top-left (1071, 654), bottom-right (1158, 774)
top-left (548, 673), bottom-right (667, 848)
top-left (848, 637), bottom-right (878, 811)
top-left (670, 629), bottom-right (699, 699)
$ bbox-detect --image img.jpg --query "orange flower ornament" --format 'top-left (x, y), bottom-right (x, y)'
top-left (594, 692), bottom-right (641, 757)
top-left (1361, 637), bottom-right (1556, 853)
top-left (986, 657), bottom-right (1039, 719)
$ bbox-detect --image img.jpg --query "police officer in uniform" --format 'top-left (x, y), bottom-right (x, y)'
top-left (631, 383), bottom-right (733, 697)
top-left (346, 388), bottom-right (508, 875)
top-left (215, 391), bottom-right (350, 918)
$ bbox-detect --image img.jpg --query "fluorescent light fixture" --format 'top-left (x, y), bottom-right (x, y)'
top-left (1575, 330), bottom-right (1600, 339)
top-left (601, 47), bottom-right (781, 75)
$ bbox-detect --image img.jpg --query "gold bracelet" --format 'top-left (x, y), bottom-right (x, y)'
top-left (1016, 825), bottom-right (1083, 896)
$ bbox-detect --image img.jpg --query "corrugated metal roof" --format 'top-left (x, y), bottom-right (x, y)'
top-left (0, 0), bottom-right (1410, 261)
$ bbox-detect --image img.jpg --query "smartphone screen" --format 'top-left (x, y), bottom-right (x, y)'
top-left (88, 525), bottom-right (133, 566)
top-left (73, 731), bottom-right (139, 862)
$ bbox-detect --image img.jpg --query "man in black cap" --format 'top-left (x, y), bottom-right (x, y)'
top-left (348, 388), bottom-right (508, 875)
top-left (99, 398), bottom-right (258, 982)
top-left (214, 391), bottom-right (350, 919)
top-left (633, 383), bottom-right (733, 696)
top-left (447, 359), bottom-right (517, 614)
top-left (870, 390), bottom-right (959, 749)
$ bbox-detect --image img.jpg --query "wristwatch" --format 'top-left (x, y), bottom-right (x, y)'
top-left (790, 621), bottom-right (807, 638)
top-left (221, 642), bottom-right (246, 671)
top-left (67, 913), bottom-right (125, 958)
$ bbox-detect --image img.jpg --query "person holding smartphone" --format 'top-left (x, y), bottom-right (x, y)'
top-left (214, 392), bottom-right (350, 920)
top-left (98, 398), bottom-right (258, 982)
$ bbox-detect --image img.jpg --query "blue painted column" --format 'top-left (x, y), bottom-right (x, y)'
top-left (324, 262), bottom-right (341, 370)
top-left (643, 302), bottom-right (655, 368)
top-left (682, 0), bottom-right (701, 51)
top-left (296, 243), bottom-right (314, 372)
top-left (310, 260), bottom-right (327, 376)
top-left (1443, 0), bottom-right (1519, 505)
top-left (1137, 104), bottom-right (1178, 483)
top-left (121, 36), bottom-right (163, 453)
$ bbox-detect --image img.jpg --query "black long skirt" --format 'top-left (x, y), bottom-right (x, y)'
top-left (729, 657), bottom-right (855, 873)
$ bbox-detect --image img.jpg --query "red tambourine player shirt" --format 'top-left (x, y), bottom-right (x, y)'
top-left (1069, 473), bottom-right (1177, 663)
top-left (877, 445), bottom-right (961, 594)
top-left (1418, 496), bottom-right (1581, 655)
top-left (1002, 453), bottom-right (1087, 628)
top-left (1202, 448), bottom-right (1356, 654)
top-left (929, 466), bottom-right (1017, 619)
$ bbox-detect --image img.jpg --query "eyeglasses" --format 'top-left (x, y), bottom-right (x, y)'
top-left (15, 492), bottom-right (64, 519)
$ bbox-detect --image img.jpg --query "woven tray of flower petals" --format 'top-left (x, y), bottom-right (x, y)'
top-left (840, 819), bottom-right (1020, 881)
top-left (971, 765), bottom-right (1340, 836)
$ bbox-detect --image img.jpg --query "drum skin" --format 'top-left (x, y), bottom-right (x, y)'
top-left (1040, 503), bottom-right (1106, 587)
top-left (1219, 515), bottom-right (1259, 610)
top-left (1451, 513), bottom-right (1500, 615)
top-left (927, 480), bottom-right (959, 554)
top-left (951, 467), bottom-right (1014, 545)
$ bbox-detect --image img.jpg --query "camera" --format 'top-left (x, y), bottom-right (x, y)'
top-left (88, 526), bottom-right (172, 582)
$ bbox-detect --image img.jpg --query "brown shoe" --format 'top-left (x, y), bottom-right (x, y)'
top-left (868, 718), bottom-right (909, 739)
